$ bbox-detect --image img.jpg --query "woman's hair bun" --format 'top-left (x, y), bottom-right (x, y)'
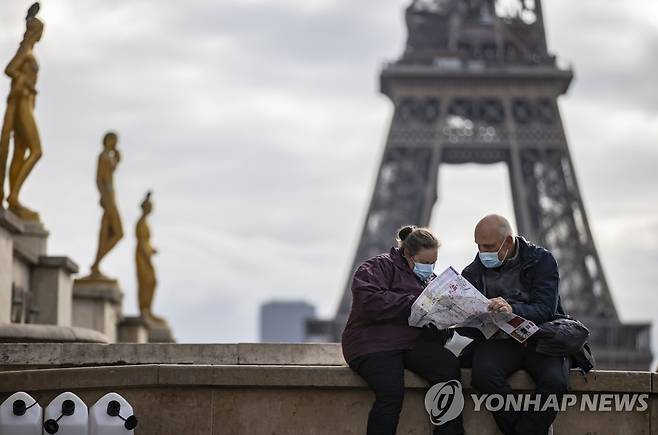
top-left (397, 225), bottom-right (416, 242)
top-left (396, 225), bottom-right (440, 254)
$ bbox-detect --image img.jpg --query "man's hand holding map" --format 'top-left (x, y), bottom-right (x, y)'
top-left (408, 267), bottom-right (539, 343)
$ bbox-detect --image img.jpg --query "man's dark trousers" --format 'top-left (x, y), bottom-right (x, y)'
top-left (348, 335), bottom-right (464, 435)
top-left (471, 339), bottom-right (569, 435)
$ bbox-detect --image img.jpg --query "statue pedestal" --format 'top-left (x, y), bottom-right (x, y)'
top-left (1, 210), bottom-right (78, 327)
top-left (13, 219), bottom-right (48, 259)
top-left (72, 277), bottom-right (123, 343)
top-left (146, 318), bottom-right (175, 343)
top-left (0, 210), bottom-right (22, 324)
top-left (118, 316), bottom-right (149, 343)
top-left (31, 256), bottom-right (78, 326)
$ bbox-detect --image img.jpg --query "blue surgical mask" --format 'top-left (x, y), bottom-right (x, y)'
top-left (478, 237), bottom-right (510, 269)
top-left (413, 261), bottom-right (435, 281)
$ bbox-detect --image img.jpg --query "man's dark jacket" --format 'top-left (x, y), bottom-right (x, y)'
top-left (459, 237), bottom-right (597, 372)
top-left (460, 237), bottom-right (565, 340)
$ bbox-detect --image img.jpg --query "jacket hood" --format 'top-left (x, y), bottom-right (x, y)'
top-left (390, 246), bottom-right (411, 272)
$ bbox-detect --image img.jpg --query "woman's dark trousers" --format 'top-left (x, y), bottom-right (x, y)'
top-left (348, 335), bottom-right (464, 435)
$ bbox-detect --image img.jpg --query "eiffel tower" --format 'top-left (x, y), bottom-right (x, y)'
top-left (306, 0), bottom-right (652, 370)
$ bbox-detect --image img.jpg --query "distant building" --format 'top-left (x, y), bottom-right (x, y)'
top-left (304, 317), bottom-right (337, 343)
top-left (260, 301), bottom-right (316, 343)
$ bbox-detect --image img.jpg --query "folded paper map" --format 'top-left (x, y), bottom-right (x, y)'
top-left (408, 266), bottom-right (539, 343)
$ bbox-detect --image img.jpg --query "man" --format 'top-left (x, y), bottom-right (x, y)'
top-left (460, 214), bottom-right (568, 435)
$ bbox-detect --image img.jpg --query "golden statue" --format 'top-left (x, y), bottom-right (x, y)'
top-left (83, 131), bottom-right (124, 280)
top-left (0, 3), bottom-right (44, 221)
top-left (136, 191), bottom-right (165, 323)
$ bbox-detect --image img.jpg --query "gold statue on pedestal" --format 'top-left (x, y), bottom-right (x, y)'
top-left (136, 191), bottom-right (165, 324)
top-left (81, 131), bottom-right (124, 281)
top-left (0, 3), bottom-right (44, 221)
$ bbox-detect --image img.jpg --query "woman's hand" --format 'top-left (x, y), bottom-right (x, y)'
top-left (488, 297), bottom-right (512, 314)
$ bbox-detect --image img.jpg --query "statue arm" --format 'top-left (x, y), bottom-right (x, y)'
top-left (106, 151), bottom-right (120, 171)
top-left (4, 49), bottom-right (25, 79)
top-left (137, 243), bottom-right (148, 257)
top-left (96, 154), bottom-right (116, 192)
top-left (137, 242), bottom-right (155, 258)
top-left (136, 222), bottom-right (156, 257)
top-left (95, 174), bottom-right (116, 208)
top-left (4, 50), bottom-right (27, 94)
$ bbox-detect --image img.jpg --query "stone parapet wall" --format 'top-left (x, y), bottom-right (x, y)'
top-left (0, 364), bottom-right (655, 435)
top-left (0, 342), bottom-right (345, 369)
top-left (0, 343), bottom-right (656, 434)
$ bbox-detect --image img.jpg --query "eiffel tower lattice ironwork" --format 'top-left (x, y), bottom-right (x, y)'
top-left (310, 0), bottom-right (652, 370)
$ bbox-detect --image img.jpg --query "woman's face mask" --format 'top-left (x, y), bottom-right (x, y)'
top-left (412, 258), bottom-right (435, 280)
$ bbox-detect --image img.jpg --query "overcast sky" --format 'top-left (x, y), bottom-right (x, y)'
top-left (1, 1), bottom-right (657, 356)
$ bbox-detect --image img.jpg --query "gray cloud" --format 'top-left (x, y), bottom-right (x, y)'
top-left (546, 1), bottom-right (658, 112)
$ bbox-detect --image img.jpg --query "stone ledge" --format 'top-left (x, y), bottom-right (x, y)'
top-left (0, 343), bottom-right (342, 367)
top-left (0, 365), bottom-right (159, 392)
top-left (237, 342), bottom-right (344, 365)
top-left (72, 280), bottom-right (123, 303)
top-left (0, 343), bottom-right (238, 366)
top-left (20, 220), bottom-right (49, 236)
top-left (12, 240), bottom-right (39, 264)
top-left (0, 324), bottom-right (109, 344)
top-left (0, 343), bottom-right (653, 393)
top-left (0, 364), bottom-right (653, 394)
top-left (0, 367), bottom-right (652, 435)
top-left (0, 208), bottom-right (23, 233)
top-left (12, 220), bottom-right (49, 262)
top-left (38, 255), bottom-right (79, 273)
top-left (119, 316), bottom-right (150, 327)
top-left (146, 366), bottom-right (657, 392)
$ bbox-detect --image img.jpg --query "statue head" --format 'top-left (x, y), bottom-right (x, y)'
top-left (102, 131), bottom-right (118, 150)
top-left (141, 191), bottom-right (153, 215)
top-left (23, 3), bottom-right (44, 44)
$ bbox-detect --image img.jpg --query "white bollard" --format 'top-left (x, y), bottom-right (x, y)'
top-left (89, 393), bottom-right (137, 435)
top-left (43, 392), bottom-right (88, 435)
top-left (0, 392), bottom-right (43, 435)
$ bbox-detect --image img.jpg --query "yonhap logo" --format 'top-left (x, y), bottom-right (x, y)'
top-left (424, 380), bottom-right (464, 425)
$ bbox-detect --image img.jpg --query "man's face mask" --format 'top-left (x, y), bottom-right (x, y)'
top-left (412, 258), bottom-right (435, 280)
top-left (479, 237), bottom-right (511, 269)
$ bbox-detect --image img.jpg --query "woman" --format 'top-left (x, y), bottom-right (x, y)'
top-left (0, 3), bottom-right (44, 220)
top-left (341, 225), bottom-right (465, 435)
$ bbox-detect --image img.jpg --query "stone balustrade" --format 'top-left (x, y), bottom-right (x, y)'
top-left (0, 343), bottom-right (655, 434)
